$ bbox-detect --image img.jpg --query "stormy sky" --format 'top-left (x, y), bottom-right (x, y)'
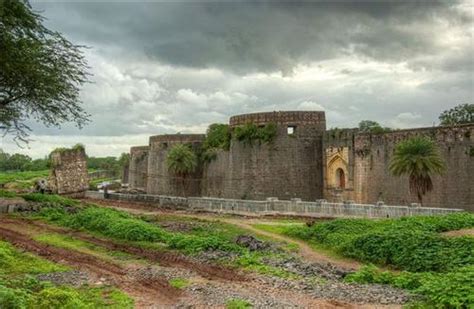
top-left (2, 0), bottom-right (473, 158)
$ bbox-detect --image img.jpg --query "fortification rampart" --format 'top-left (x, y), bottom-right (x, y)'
top-left (324, 124), bottom-right (474, 211)
top-left (146, 134), bottom-right (205, 196)
top-left (203, 111), bottom-right (326, 200)
top-left (128, 146), bottom-right (149, 190)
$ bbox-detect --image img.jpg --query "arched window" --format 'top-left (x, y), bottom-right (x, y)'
top-left (335, 168), bottom-right (345, 189)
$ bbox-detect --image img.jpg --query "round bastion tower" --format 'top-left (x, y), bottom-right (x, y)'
top-left (203, 111), bottom-right (326, 201)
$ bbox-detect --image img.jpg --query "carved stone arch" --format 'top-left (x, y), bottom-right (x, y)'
top-left (326, 153), bottom-right (349, 189)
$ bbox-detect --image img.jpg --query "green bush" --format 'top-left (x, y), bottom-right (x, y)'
top-left (34, 287), bottom-right (87, 309)
top-left (0, 284), bottom-right (31, 309)
top-left (22, 194), bottom-right (79, 207)
top-left (38, 205), bottom-right (242, 254)
top-left (0, 189), bottom-right (17, 198)
top-left (285, 213), bottom-right (474, 272)
top-left (346, 265), bottom-right (474, 308)
top-left (233, 123), bottom-right (277, 145)
top-left (203, 124), bottom-right (231, 151)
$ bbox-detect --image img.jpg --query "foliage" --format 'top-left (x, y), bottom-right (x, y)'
top-left (233, 123), bottom-right (277, 145)
top-left (22, 193), bottom-right (79, 207)
top-left (0, 241), bottom-right (67, 275)
top-left (87, 153), bottom-right (129, 176)
top-left (389, 136), bottom-right (445, 204)
top-left (283, 213), bottom-right (474, 272)
top-left (203, 123), bottom-right (231, 151)
top-left (36, 205), bottom-right (241, 254)
top-left (358, 120), bottom-right (391, 134)
top-left (439, 103), bottom-right (474, 125)
top-left (0, 0), bottom-right (90, 143)
top-left (0, 240), bottom-right (133, 308)
top-left (346, 265), bottom-right (474, 308)
top-left (166, 144), bottom-right (198, 176)
top-left (50, 143), bottom-right (85, 155)
top-left (0, 189), bottom-right (17, 197)
top-left (169, 278), bottom-right (189, 289)
top-left (226, 298), bottom-right (253, 309)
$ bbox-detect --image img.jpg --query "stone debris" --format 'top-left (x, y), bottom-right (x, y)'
top-left (235, 235), bottom-right (269, 251)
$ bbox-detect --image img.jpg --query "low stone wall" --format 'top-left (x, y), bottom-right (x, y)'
top-left (86, 191), bottom-right (463, 218)
top-left (188, 197), bottom-right (462, 218)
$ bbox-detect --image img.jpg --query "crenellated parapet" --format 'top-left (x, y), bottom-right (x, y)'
top-left (230, 111), bottom-right (325, 128)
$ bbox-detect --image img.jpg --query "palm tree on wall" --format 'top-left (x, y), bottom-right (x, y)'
top-left (389, 136), bottom-right (445, 205)
top-left (166, 144), bottom-right (197, 196)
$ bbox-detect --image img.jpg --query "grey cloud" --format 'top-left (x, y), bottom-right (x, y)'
top-left (32, 1), bottom-right (470, 74)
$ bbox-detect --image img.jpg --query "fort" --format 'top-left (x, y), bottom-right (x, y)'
top-left (128, 111), bottom-right (474, 211)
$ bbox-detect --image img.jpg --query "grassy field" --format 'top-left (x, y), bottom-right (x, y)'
top-left (0, 240), bottom-right (133, 308)
top-left (0, 170), bottom-right (50, 190)
top-left (253, 214), bottom-right (474, 308)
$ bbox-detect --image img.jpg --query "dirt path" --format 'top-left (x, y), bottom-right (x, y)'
top-left (85, 198), bottom-right (361, 270)
top-left (0, 224), bottom-right (180, 307)
top-left (2, 217), bottom-right (245, 282)
top-left (442, 228), bottom-right (474, 237)
top-left (0, 216), bottom-right (384, 308)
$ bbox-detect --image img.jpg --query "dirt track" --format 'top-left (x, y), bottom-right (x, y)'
top-left (0, 224), bottom-right (180, 307)
top-left (84, 198), bottom-right (361, 270)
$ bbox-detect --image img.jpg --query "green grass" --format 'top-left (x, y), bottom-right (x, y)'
top-left (28, 198), bottom-right (303, 279)
top-left (0, 170), bottom-right (50, 184)
top-left (226, 298), bottom-right (252, 309)
top-left (169, 278), bottom-right (190, 289)
top-left (282, 213), bottom-right (474, 272)
top-left (0, 240), bottom-right (134, 308)
top-left (33, 233), bottom-right (137, 263)
top-left (264, 213), bottom-right (474, 308)
top-left (0, 241), bottom-right (68, 275)
top-left (345, 265), bottom-right (474, 308)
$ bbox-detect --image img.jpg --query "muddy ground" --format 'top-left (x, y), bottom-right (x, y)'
top-left (0, 199), bottom-right (411, 308)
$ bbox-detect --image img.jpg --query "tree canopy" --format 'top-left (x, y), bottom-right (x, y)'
top-left (439, 104), bottom-right (473, 126)
top-left (389, 136), bottom-right (445, 205)
top-left (358, 120), bottom-right (391, 134)
top-left (0, 0), bottom-right (90, 143)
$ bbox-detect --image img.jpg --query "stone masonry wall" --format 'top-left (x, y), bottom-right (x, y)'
top-left (49, 148), bottom-right (89, 197)
top-left (202, 111), bottom-right (326, 200)
top-left (128, 146), bottom-right (149, 190)
top-left (146, 134), bottom-right (205, 196)
top-left (324, 124), bottom-right (474, 211)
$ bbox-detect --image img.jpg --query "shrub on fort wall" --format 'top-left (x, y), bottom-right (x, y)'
top-left (233, 122), bottom-right (277, 145)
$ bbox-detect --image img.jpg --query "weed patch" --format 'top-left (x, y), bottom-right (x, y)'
top-left (169, 278), bottom-right (189, 289)
top-left (226, 298), bottom-right (253, 309)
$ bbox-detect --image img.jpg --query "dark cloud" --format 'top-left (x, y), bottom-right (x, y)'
top-left (33, 1), bottom-right (470, 74)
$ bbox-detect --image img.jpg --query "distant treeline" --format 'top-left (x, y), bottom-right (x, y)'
top-left (0, 149), bottom-right (130, 174)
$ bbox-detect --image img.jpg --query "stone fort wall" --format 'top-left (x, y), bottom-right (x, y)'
top-left (203, 111), bottom-right (326, 200)
top-left (128, 111), bottom-right (473, 211)
top-left (128, 146), bottom-right (149, 190)
top-left (324, 124), bottom-right (474, 211)
top-left (146, 134), bottom-right (205, 197)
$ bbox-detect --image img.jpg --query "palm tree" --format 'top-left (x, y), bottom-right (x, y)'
top-left (166, 144), bottom-right (197, 196)
top-left (389, 136), bottom-right (445, 205)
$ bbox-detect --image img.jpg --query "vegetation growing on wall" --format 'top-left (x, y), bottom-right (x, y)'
top-left (233, 122), bottom-right (277, 145)
top-left (203, 124), bottom-right (232, 151)
top-left (389, 136), bottom-right (445, 205)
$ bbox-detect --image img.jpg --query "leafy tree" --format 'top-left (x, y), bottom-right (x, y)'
top-left (358, 120), bottom-right (391, 134)
top-left (203, 123), bottom-right (231, 151)
top-left (166, 144), bottom-right (197, 196)
top-left (389, 136), bottom-right (445, 205)
top-left (0, 0), bottom-right (90, 143)
top-left (439, 103), bottom-right (473, 125)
